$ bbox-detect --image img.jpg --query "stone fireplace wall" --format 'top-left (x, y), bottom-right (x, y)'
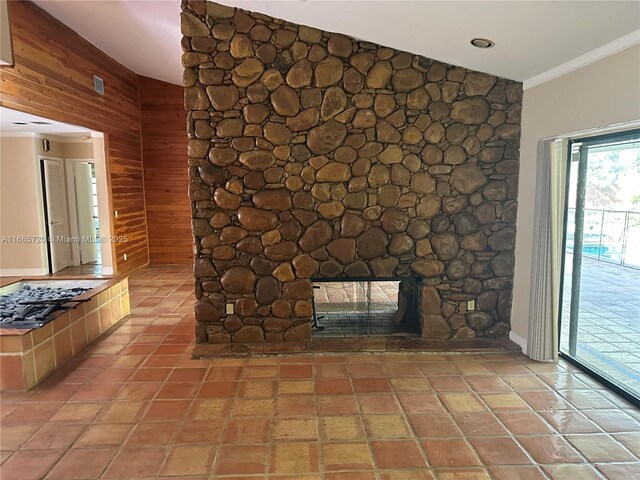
top-left (182, 1), bottom-right (523, 344)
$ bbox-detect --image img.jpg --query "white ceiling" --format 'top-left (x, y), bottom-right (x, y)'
top-left (0, 107), bottom-right (96, 137)
top-left (33, 0), bottom-right (183, 85)
top-left (32, 0), bottom-right (640, 86)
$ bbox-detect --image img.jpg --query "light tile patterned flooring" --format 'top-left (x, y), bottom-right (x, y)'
top-left (53, 262), bottom-right (104, 277)
top-left (0, 265), bottom-right (639, 479)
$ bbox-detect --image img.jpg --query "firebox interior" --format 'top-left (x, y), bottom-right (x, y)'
top-left (311, 279), bottom-right (421, 337)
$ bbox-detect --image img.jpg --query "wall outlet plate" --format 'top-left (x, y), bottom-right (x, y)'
top-left (466, 299), bottom-right (475, 311)
top-left (123, 253), bottom-right (127, 261)
top-left (226, 303), bottom-right (234, 314)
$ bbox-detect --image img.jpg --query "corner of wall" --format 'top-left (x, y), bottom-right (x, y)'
top-left (135, 74), bottom-right (151, 269)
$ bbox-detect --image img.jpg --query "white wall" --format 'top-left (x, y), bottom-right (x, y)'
top-left (60, 140), bottom-right (94, 159)
top-left (511, 45), bottom-right (640, 351)
top-left (0, 135), bottom-right (49, 274)
top-left (0, 1), bottom-right (12, 65)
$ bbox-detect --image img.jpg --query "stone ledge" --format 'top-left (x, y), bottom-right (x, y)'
top-left (192, 335), bottom-right (521, 358)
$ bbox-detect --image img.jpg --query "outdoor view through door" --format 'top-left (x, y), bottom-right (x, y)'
top-left (560, 129), bottom-right (640, 402)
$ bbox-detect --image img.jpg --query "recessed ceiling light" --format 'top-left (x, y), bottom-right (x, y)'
top-left (471, 38), bottom-right (495, 49)
top-left (12, 122), bottom-right (28, 125)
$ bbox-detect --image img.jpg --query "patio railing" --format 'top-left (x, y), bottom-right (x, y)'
top-left (566, 208), bottom-right (640, 269)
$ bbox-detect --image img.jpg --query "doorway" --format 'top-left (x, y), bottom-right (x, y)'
top-left (41, 155), bottom-right (103, 276)
top-left (559, 129), bottom-right (640, 402)
top-left (0, 108), bottom-right (114, 277)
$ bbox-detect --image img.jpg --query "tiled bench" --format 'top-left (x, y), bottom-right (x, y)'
top-left (0, 277), bottom-right (130, 390)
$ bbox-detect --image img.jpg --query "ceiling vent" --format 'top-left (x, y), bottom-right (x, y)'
top-left (93, 75), bottom-right (105, 95)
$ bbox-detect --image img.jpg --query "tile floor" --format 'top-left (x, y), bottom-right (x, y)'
top-left (53, 262), bottom-right (104, 278)
top-left (1, 265), bottom-right (639, 480)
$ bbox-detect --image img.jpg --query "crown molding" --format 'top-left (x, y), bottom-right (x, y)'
top-left (523, 29), bottom-right (640, 90)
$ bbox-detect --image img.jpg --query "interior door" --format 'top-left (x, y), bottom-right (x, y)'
top-left (74, 162), bottom-right (98, 264)
top-left (42, 158), bottom-right (70, 273)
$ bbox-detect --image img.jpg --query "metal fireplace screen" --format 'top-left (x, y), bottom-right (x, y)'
top-left (311, 280), bottom-right (420, 337)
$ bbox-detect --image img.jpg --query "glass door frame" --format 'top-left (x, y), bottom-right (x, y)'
top-left (557, 128), bottom-right (640, 407)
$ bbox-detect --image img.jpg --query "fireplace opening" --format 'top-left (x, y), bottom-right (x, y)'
top-left (311, 279), bottom-right (421, 337)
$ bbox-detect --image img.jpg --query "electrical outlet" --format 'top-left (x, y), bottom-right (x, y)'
top-left (226, 303), bottom-right (234, 314)
top-left (114, 210), bottom-right (118, 218)
top-left (467, 299), bottom-right (475, 311)
top-left (123, 253), bottom-right (127, 261)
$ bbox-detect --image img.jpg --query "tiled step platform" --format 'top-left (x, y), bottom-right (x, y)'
top-left (0, 277), bottom-right (130, 390)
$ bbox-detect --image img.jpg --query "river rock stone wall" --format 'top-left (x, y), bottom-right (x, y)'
top-left (182, 0), bottom-right (523, 344)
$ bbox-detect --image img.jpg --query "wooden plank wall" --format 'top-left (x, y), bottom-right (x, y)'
top-left (139, 76), bottom-right (192, 264)
top-left (0, 1), bottom-right (148, 275)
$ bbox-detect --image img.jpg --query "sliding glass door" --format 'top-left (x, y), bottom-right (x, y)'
top-left (559, 129), bottom-right (640, 401)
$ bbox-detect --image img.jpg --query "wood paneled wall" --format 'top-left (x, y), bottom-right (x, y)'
top-left (1, 1), bottom-right (148, 275)
top-left (139, 76), bottom-right (192, 264)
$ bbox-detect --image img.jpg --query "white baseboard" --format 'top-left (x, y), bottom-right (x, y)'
top-left (509, 331), bottom-right (528, 355)
top-left (0, 268), bottom-right (49, 277)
